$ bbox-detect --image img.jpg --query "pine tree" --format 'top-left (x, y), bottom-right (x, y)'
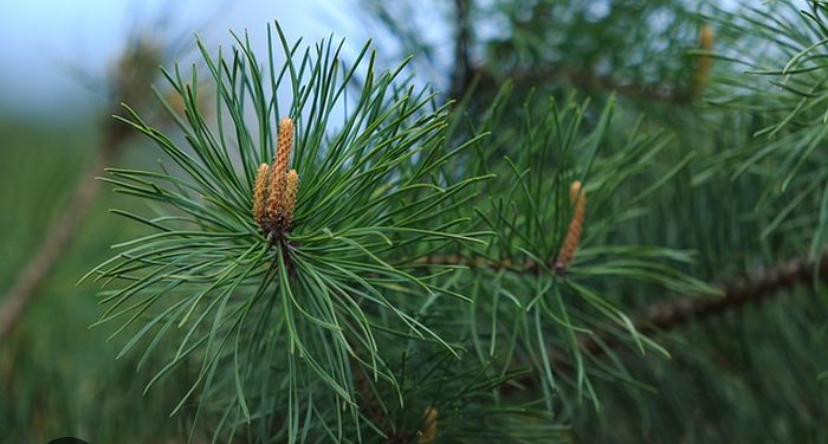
top-left (74, 1), bottom-right (828, 442)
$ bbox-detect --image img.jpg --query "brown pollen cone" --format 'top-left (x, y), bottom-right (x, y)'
top-left (282, 169), bottom-right (300, 225)
top-left (694, 24), bottom-right (715, 96)
top-left (554, 180), bottom-right (586, 274)
top-left (253, 163), bottom-right (270, 227)
top-left (266, 118), bottom-right (295, 221)
top-left (418, 407), bottom-right (438, 444)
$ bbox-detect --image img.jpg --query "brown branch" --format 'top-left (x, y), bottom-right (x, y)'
top-left (0, 125), bottom-right (126, 341)
top-left (604, 252), bottom-right (826, 346)
top-left (0, 36), bottom-right (170, 341)
top-left (567, 251), bottom-right (828, 372)
top-left (418, 251), bottom-right (828, 373)
top-left (495, 251), bottom-right (828, 396)
top-left (449, 0), bottom-right (473, 100)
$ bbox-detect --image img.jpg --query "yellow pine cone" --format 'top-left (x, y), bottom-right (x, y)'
top-left (253, 163), bottom-right (270, 226)
top-left (554, 180), bottom-right (586, 273)
top-left (277, 118), bottom-right (295, 168)
top-left (267, 118), bottom-right (295, 220)
top-left (694, 24), bottom-right (715, 96)
top-left (282, 169), bottom-right (300, 224)
top-left (700, 24), bottom-right (714, 50)
top-left (418, 407), bottom-right (438, 444)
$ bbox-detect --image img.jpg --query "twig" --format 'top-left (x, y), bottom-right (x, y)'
top-left (566, 251), bottom-right (828, 370)
top-left (0, 125), bottom-right (126, 340)
top-left (418, 251), bottom-right (828, 369)
top-left (601, 252), bottom-right (827, 348)
top-left (0, 34), bottom-right (170, 341)
top-left (495, 251), bottom-right (828, 395)
top-left (449, 0), bottom-right (473, 100)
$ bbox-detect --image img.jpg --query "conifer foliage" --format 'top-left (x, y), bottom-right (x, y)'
top-left (82, 1), bottom-right (828, 442)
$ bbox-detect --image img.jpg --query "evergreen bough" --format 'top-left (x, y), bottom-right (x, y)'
top-left (82, 1), bottom-right (828, 441)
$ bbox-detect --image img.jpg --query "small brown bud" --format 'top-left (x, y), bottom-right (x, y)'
top-left (700, 24), bottom-right (714, 51)
top-left (418, 407), bottom-right (438, 444)
top-left (694, 24), bottom-right (715, 96)
top-left (282, 169), bottom-right (300, 224)
top-left (277, 118), bottom-right (295, 167)
top-left (554, 180), bottom-right (586, 274)
top-left (253, 163), bottom-right (270, 227)
top-left (267, 118), bottom-right (295, 220)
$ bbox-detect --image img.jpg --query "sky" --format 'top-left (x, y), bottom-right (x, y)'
top-left (0, 0), bottom-right (364, 118)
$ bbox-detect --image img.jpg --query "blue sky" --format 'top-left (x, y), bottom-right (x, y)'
top-left (0, 0), bottom-right (362, 117)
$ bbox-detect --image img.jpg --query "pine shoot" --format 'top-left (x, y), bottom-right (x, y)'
top-left (693, 24), bottom-right (715, 96)
top-left (554, 180), bottom-right (586, 274)
top-left (267, 118), bottom-right (295, 220)
top-left (283, 169), bottom-right (300, 224)
top-left (418, 407), bottom-right (438, 443)
top-left (253, 163), bottom-right (270, 226)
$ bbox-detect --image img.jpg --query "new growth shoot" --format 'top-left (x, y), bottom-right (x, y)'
top-left (554, 180), bottom-right (586, 274)
top-left (254, 118), bottom-right (300, 238)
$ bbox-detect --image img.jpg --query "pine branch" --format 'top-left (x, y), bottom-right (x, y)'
top-left (82, 23), bottom-right (800, 439)
top-left (630, 252), bottom-right (824, 338)
top-left (574, 251), bottom-right (828, 365)
top-left (420, 250), bottom-right (827, 365)
top-left (491, 250), bottom-right (828, 399)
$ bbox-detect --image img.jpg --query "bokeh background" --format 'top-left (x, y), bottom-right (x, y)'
top-left (0, 1), bottom-right (359, 117)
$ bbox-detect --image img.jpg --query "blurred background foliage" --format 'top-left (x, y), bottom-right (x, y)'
top-left (0, 118), bottom-right (181, 442)
top-left (4, 0), bottom-right (828, 443)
